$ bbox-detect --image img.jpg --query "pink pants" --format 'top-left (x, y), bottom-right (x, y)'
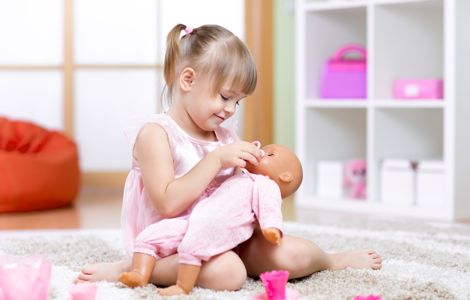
top-left (133, 173), bottom-right (283, 266)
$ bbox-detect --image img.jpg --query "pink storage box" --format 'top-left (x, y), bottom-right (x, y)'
top-left (393, 79), bottom-right (443, 99)
top-left (320, 44), bottom-right (367, 99)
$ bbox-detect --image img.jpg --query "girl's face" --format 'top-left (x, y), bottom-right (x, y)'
top-left (186, 75), bottom-right (245, 133)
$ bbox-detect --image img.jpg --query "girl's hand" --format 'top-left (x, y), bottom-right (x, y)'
top-left (211, 141), bottom-right (262, 169)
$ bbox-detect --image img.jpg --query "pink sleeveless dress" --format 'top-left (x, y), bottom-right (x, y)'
top-left (121, 113), bottom-right (236, 257)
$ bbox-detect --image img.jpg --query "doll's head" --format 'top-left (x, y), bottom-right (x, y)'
top-left (246, 144), bottom-right (303, 198)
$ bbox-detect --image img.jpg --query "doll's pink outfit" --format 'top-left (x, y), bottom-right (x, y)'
top-left (134, 172), bottom-right (283, 266)
top-left (121, 113), bottom-right (284, 266)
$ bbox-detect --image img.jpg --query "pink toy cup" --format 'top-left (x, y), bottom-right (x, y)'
top-left (260, 270), bottom-right (289, 300)
top-left (354, 295), bottom-right (381, 300)
top-left (69, 282), bottom-right (98, 300)
top-left (0, 255), bottom-right (52, 300)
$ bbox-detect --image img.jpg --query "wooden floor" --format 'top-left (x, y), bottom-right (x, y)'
top-left (0, 187), bottom-right (468, 230)
top-left (0, 187), bottom-right (122, 230)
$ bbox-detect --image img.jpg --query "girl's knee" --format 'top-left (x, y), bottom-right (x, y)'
top-left (276, 238), bottom-right (319, 278)
top-left (198, 251), bottom-right (247, 291)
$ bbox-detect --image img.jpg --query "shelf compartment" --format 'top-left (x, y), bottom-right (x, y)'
top-left (305, 7), bottom-right (367, 99)
top-left (374, 108), bottom-right (443, 161)
top-left (373, 0), bottom-right (444, 99)
top-left (303, 108), bottom-right (367, 196)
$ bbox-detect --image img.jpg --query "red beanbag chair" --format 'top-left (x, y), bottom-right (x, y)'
top-left (0, 117), bottom-right (80, 212)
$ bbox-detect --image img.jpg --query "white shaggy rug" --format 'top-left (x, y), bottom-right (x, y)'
top-left (1, 218), bottom-right (470, 299)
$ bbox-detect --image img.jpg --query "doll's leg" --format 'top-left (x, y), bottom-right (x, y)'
top-left (238, 228), bottom-right (382, 279)
top-left (158, 264), bottom-right (201, 296)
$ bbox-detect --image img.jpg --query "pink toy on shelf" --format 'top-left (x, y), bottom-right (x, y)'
top-left (252, 270), bottom-right (299, 300)
top-left (69, 282), bottom-right (98, 300)
top-left (393, 79), bottom-right (443, 99)
top-left (344, 159), bottom-right (367, 200)
top-left (0, 255), bottom-right (51, 300)
top-left (320, 44), bottom-right (367, 99)
top-left (354, 294), bottom-right (381, 300)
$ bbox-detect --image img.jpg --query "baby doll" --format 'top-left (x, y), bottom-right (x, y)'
top-left (245, 143), bottom-right (304, 199)
top-left (120, 144), bottom-right (303, 296)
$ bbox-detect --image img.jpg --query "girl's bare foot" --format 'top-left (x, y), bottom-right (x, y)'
top-left (329, 249), bottom-right (382, 270)
top-left (75, 260), bottom-right (130, 283)
top-left (158, 284), bottom-right (188, 296)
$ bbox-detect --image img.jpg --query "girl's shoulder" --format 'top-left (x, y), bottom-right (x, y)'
top-left (125, 113), bottom-right (172, 149)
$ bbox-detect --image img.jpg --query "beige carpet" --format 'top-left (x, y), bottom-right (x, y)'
top-left (1, 218), bottom-right (470, 300)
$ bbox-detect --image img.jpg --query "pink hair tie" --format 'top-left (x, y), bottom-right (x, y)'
top-left (184, 26), bottom-right (193, 35)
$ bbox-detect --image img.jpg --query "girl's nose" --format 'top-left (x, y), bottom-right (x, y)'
top-left (224, 101), bottom-right (237, 114)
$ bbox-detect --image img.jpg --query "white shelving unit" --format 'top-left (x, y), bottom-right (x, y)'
top-left (294, 0), bottom-right (470, 220)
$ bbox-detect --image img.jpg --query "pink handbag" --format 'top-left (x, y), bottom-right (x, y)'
top-left (320, 44), bottom-right (367, 99)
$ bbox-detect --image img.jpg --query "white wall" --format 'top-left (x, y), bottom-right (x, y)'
top-left (0, 0), bottom-right (245, 172)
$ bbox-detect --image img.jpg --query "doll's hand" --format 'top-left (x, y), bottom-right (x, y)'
top-left (211, 141), bottom-right (261, 169)
top-left (262, 227), bottom-right (281, 246)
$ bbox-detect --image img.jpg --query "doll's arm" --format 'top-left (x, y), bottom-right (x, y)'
top-left (250, 174), bottom-right (284, 245)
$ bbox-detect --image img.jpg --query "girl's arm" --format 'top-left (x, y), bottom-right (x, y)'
top-left (134, 123), bottom-right (260, 218)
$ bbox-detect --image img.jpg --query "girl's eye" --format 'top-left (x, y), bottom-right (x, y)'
top-left (235, 101), bottom-right (240, 106)
top-left (220, 94), bottom-right (229, 101)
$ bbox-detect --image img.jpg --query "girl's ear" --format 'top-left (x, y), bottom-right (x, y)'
top-left (180, 67), bottom-right (196, 92)
top-left (279, 172), bottom-right (294, 183)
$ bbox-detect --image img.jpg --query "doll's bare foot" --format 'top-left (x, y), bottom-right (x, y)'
top-left (329, 249), bottom-right (382, 270)
top-left (75, 260), bottom-right (130, 283)
top-left (119, 271), bottom-right (148, 288)
top-left (261, 228), bottom-right (281, 245)
top-left (158, 284), bottom-right (188, 296)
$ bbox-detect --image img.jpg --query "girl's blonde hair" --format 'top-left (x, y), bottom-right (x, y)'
top-left (163, 24), bottom-right (257, 99)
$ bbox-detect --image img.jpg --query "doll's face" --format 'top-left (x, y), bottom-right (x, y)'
top-left (245, 144), bottom-right (303, 198)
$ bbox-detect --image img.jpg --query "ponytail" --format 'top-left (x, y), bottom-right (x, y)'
top-left (163, 24), bottom-right (187, 94)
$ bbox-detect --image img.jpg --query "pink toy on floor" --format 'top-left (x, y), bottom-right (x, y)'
top-left (344, 159), bottom-right (367, 199)
top-left (354, 295), bottom-right (381, 300)
top-left (0, 255), bottom-right (51, 300)
top-left (69, 282), bottom-right (98, 300)
top-left (253, 270), bottom-right (299, 300)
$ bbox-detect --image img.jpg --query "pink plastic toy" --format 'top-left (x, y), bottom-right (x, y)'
top-left (354, 295), bottom-right (381, 300)
top-left (393, 79), bottom-right (443, 99)
top-left (344, 159), bottom-right (367, 199)
top-left (0, 255), bottom-right (51, 300)
top-left (252, 270), bottom-right (299, 300)
top-left (69, 282), bottom-right (98, 300)
top-left (320, 44), bottom-right (367, 99)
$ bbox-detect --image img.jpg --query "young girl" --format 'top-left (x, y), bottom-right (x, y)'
top-left (76, 23), bottom-right (382, 292)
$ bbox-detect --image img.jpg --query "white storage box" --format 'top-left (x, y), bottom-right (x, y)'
top-left (380, 159), bottom-right (416, 206)
top-left (416, 160), bottom-right (445, 208)
top-left (316, 161), bottom-right (343, 198)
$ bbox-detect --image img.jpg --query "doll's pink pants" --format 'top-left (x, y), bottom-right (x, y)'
top-left (133, 173), bottom-right (283, 266)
